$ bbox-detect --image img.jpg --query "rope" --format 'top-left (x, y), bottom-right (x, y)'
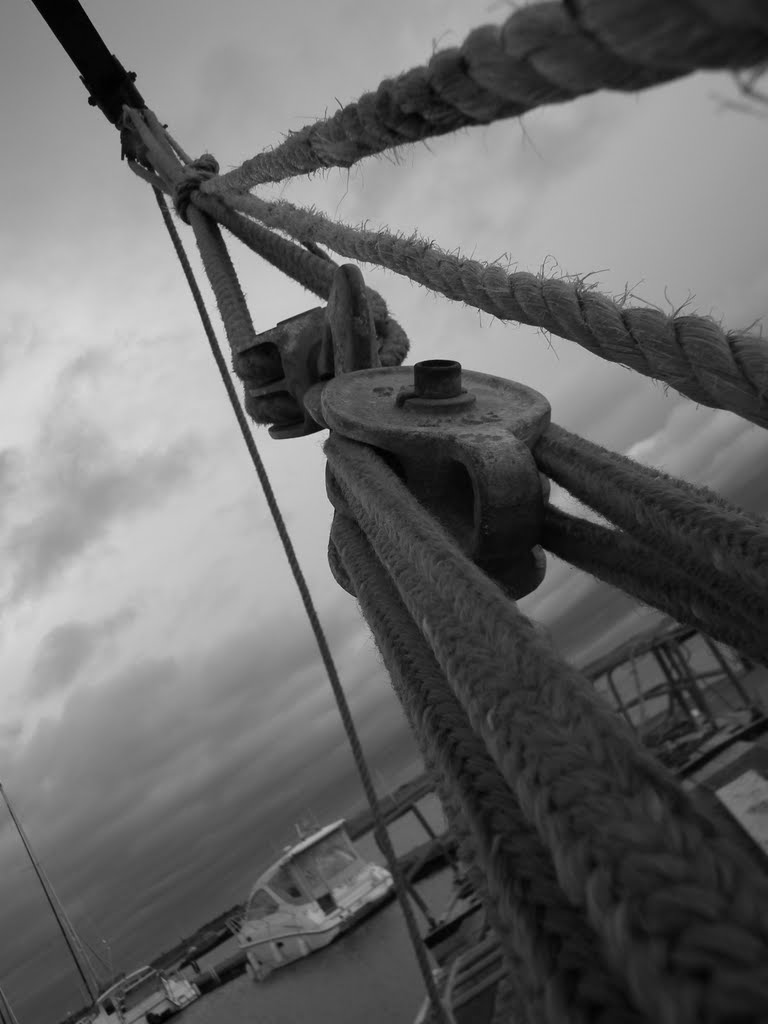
top-left (542, 505), bottom-right (768, 664)
top-left (438, 803), bottom-right (540, 1024)
top-left (188, 191), bottom-right (410, 367)
top-left (325, 432), bottom-right (768, 1024)
top-left (535, 423), bottom-right (768, 603)
top-left (151, 187), bottom-right (448, 1024)
top-left (123, 112), bottom-right (411, 370)
top-left (218, 191), bottom-right (768, 428)
top-left (201, 1), bottom-right (768, 193)
top-left (330, 509), bottom-right (642, 1024)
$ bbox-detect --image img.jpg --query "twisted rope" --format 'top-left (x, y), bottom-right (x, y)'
top-left (190, 191), bottom-right (410, 367)
top-left (535, 423), bottom-right (768, 603)
top-left (542, 506), bottom-right (768, 664)
top-left (331, 509), bottom-right (643, 1024)
top-left (124, 108), bottom-right (411, 369)
top-left (325, 432), bottom-right (768, 1024)
top-left (219, 191), bottom-right (768, 428)
top-left (201, 0), bottom-right (768, 193)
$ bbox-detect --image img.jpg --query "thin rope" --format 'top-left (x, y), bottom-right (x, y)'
top-left (216, 191), bottom-right (768, 428)
top-left (151, 188), bottom-right (449, 1024)
top-left (325, 432), bottom-right (768, 1024)
top-left (331, 508), bottom-right (643, 1024)
top-left (541, 506), bottom-right (768, 663)
top-left (535, 423), bottom-right (768, 603)
top-left (201, 1), bottom-right (768, 193)
top-left (127, 159), bottom-right (170, 194)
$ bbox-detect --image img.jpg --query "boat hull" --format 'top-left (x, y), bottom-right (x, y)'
top-left (243, 878), bottom-right (394, 979)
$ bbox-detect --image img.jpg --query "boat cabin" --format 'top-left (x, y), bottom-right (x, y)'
top-left (92, 966), bottom-right (196, 1024)
top-left (246, 821), bottom-right (371, 919)
top-left (235, 820), bottom-right (393, 978)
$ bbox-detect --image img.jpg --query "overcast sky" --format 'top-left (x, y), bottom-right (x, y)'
top-left (1, 2), bottom-right (767, 1021)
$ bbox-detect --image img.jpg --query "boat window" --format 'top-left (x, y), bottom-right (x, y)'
top-left (120, 973), bottom-right (162, 1012)
top-left (294, 832), bottom-right (361, 889)
top-left (246, 888), bottom-right (280, 920)
top-left (269, 866), bottom-right (309, 905)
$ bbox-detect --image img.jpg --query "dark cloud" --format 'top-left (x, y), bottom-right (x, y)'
top-left (5, 420), bottom-right (199, 601)
top-left (29, 608), bottom-right (136, 697)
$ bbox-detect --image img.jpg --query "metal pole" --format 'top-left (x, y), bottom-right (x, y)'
top-left (0, 785), bottom-right (98, 1004)
top-left (702, 636), bottom-right (761, 712)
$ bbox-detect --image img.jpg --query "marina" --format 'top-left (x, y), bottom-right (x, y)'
top-left (2, 1), bottom-right (767, 1023)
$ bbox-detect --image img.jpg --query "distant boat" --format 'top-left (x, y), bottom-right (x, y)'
top-left (90, 967), bottom-right (198, 1024)
top-left (230, 819), bottom-right (394, 979)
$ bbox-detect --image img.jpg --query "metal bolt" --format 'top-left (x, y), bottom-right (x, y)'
top-left (396, 359), bottom-right (475, 411)
top-left (413, 360), bottom-right (463, 399)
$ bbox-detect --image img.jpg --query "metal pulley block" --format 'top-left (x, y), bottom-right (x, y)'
top-left (232, 264), bottom-right (378, 440)
top-left (310, 359), bottom-right (551, 600)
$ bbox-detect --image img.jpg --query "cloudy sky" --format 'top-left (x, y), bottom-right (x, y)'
top-left (1, 1), bottom-right (767, 1020)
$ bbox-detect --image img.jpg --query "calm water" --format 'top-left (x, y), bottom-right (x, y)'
top-left (180, 797), bottom-right (454, 1024)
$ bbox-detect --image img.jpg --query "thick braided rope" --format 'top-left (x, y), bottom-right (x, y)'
top-left (325, 433), bottom-right (768, 1024)
top-left (535, 423), bottom-right (768, 603)
top-left (334, 521), bottom-right (540, 1024)
top-left (201, 0), bottom-right (768, 193)
top-left (542, 506), bottom-right (768, 664)
top-left (220, 192), bottom-right (768, 427)
top-left (331, 511), bottom-right (644, 1024)
top-left (436, 799), bottom-right (540, 1024)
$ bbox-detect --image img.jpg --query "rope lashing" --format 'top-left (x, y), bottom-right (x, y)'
top-left (218, 192), bottom-right (768, 428)
top-left (172, 153), bottom-right (219, 223)
top-left (331, 509), bottom-right (644, 1024)
top-left (325, 433), bottom-right (768, 1024)
top-left (127, 108), bottom-right (412, 375)
top-left (126, 109), bottom-right (412, 370)
top-left (124, 109), bottom-right (262, 359)
top-left (188, 190), bottom-right (411, 367)
top-left (542, 506), bottom-right (768, 664)
top-left (535, 424), bottom-right (768, 603)
top-left (200, 0), bottom-right (768, 193)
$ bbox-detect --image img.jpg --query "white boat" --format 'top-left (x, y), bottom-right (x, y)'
top-left (232, 820), bottom-right (394, 979)
top-left (91, 966), bottom-right (198, 1024)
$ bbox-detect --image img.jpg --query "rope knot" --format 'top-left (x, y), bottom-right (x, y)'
top-left (173, 154), bottom-right (220, 224)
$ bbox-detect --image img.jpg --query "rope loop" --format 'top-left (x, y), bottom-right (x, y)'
top-left (173, 153), bottom-right (220, 223)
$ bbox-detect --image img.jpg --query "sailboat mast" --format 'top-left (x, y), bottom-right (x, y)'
top-left (0, 981), bottom-right (20, 1024)
top-left (0, 784), bottom-right (98, 1003)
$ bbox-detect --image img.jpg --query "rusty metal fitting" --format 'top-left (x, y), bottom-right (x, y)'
top-left (312, 364), bottom-right (551, 600)
top-left (395, 359), bottom-right (476, 412)
top-left (233, 264), bottom-right (379, 440)
top-left (235, 305), bottom-right (327, 439)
